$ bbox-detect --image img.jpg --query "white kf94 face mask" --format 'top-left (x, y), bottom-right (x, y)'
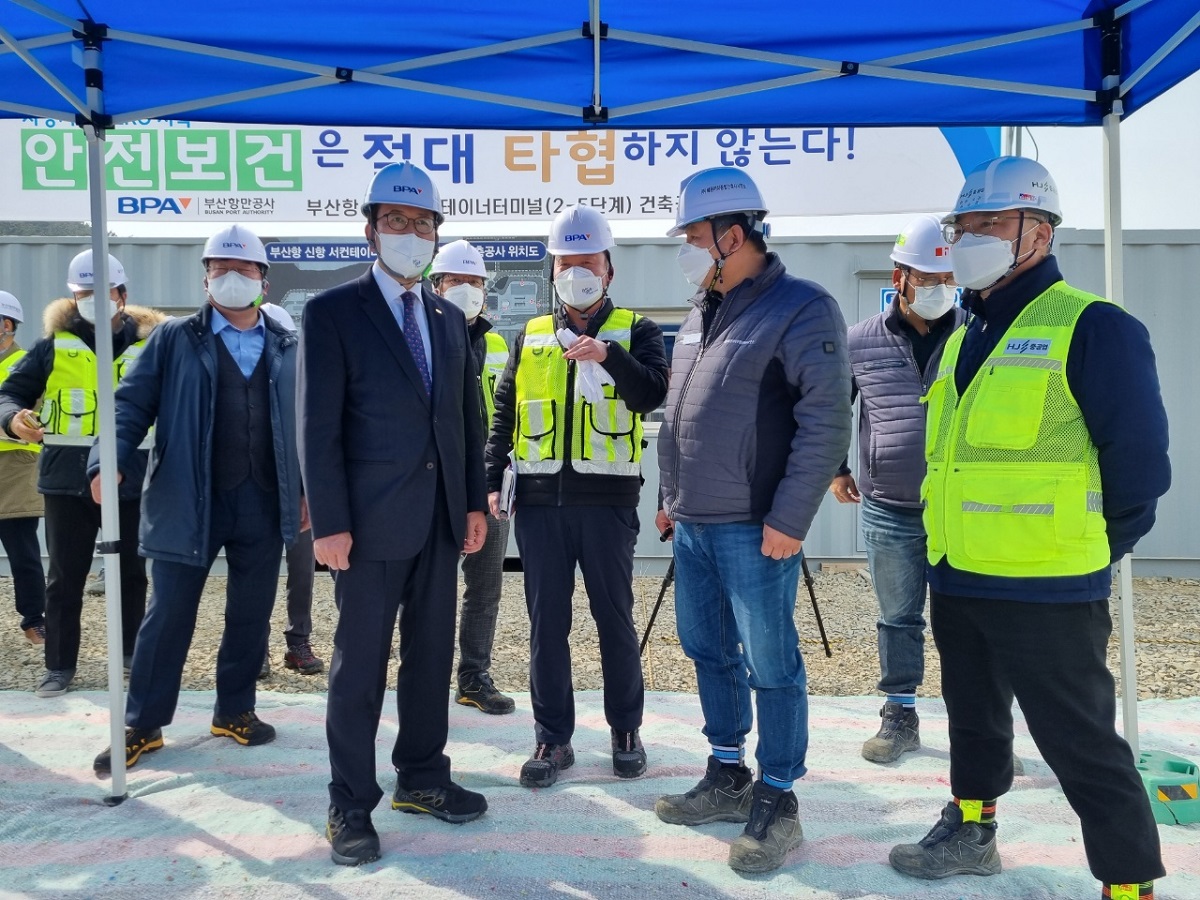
top-left (442, 283), bottom-right (485, 319)
top-left (907, 283), bottom-right (957, 320)
top-left (377, 232), bottom-right (435, 279)
top-left (676, 242), bottom-right (719, 287)
top-left (207, 271), bottom-right (264, 310)
top-left (554, 267), bottom-right (605, 310)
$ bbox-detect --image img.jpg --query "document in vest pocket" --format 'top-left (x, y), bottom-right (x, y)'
top-left (499, 451), bottom-right (517, 519)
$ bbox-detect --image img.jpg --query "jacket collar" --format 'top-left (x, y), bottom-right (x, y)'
top-left (962, 255), bottom-right (1064, 330)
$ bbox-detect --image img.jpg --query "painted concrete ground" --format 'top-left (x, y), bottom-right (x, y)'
top-left (2, 692), bottom-right (1198, 899)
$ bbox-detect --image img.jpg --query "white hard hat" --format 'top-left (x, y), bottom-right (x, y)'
top-left (667, 167), bottom-right (769, 237)
top-left (67, 250), bottom-right (127, 292)
top-left (202, 224), bottom-right (269, 270)
top-left (260, 303), bottom-right (296, 332)
top-left (944, 155), bottom-right (1062, 227)
top-left (361, 162), bottom-right (444, 225)
top-left (430, 240), bottom-right (488, 278)
top-left (891, 214), bottom-right (954, 273)
top-left (0, 291), bottom-right (24, 324)
top-left (547, 206), bottom-right (614, 255)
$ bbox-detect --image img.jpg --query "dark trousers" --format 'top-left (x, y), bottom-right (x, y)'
top-left (326, 492), bottom-right (458, 813)
top-left (43, 493), bottom-right (145, 670)
top-left (126, 480), bottom-right (282, 728)
top-left (283, 527), bottom-right (314, 645)
top-left (0, 516), bottom-right (46, 630)
top-left (932, 590), bottom-right (1165, 884)
top-left (457, 512), bottom-right (509, 684)
top-left (515, 505), bottom-right (644, 745)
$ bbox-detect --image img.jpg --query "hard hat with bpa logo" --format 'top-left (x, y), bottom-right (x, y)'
top-left (668, 167), bottom-right (769, 237)
top-left (547, 205), bottom-right (614, 255)
top-left (890, 214), bottom-right (954, 273)
top-left (66, 250), bottom-right (127, 292)
top-left (430, 240), bottom-right (488, 278)
top-left (360, 162), bottom-right (445, 226)
top-left (0, 290), bottom-right (24, 324)
top-left (944, 155), bottom-right (1062, 227)
top-left (202, 224), bottom-right (270, 270)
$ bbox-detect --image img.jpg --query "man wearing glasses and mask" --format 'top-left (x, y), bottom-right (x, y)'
top-left (889, 157), bottom-right (1169, 900)
top-left (830, 214), bottom-right (965, 764)
top-left (90, 225), bottom-right (301, 777)
top-left (299, 163), bottom-right (489, 866)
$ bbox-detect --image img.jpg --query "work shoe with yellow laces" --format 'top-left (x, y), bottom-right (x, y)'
top-left (210, 709), bottom-right (277, 746)
top-left (93, 726), bottom-right (164, 777)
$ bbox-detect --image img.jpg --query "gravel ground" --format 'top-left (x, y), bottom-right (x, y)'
top-left (3, 568), bottom-right (1198, 700)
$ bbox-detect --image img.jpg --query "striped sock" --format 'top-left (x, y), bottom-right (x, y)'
top-left (953, 797), bottom-right (996, 826)
top-left (761, 773), bottom-right (794, 791)
top-left (887, 693), bottom-right (916, 708)
top-left (1102, 883), bottom-right (1154, 900)
top-left (711, 744), bottom-right (744, 767)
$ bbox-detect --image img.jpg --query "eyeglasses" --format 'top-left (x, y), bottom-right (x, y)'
top-left (374, 212), bottom-right (437, 235)
top-left (441, 274), bottom-right (485, 289)
top-left (941, 215), bottom-right (1029, 245)
top-left (904, 269), bottom-right (955, 288)
top-left (207, 262), bottom-right (263, 278)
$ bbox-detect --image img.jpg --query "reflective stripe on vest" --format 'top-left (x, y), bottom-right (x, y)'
top-left (42, 332), bottom-right (151, 449)
top-left (0, 348), bottom-right (39, 454)
top-left (512, 309), bottom-right (643, 477)
top-left (921, 283), bottom-right (1108, 577)
top-left (482, 330), bottom-right (508, 425)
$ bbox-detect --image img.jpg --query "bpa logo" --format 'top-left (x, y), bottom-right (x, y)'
top-left (392, 185), bottom-right (422, 195)
top-left (563, 233), bottom-right (590, 242)
top-left (116, 196), bottom-right (192, 215)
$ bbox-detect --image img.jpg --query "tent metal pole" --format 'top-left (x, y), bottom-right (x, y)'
top-left (590, 0), bottom-right (602, 115)
top-left (78, 31), bottom-right (128, 804)
top-left (1102, 82), bottom-right (1139, 756)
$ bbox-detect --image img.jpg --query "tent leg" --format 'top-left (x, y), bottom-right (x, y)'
top-left (1103, 97), bottom-right (1139, 757)
top-left (80, 31), bottom-right (128, 801)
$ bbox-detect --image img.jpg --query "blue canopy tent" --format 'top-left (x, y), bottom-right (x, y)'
top-left (2, 0), bottom-right (1198, 801)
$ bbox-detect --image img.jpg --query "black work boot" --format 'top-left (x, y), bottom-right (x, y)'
top-left (519, 742), bottom-right (575, 788)
top-left (456, 672), bottom-right (516, 715)
top-left (93, 727), bottom-right (164, 778)
top-left (611, 728), bottom-right (647, 778)
top-left (727, 780), bottom-right (803, 874)
top-left (326, 805), bottom-right (380, 866)
top-left (889, 801), bottom-right (1002, 878)
top-left (862, 701), bottom-right (921, 763)
top-left (655, 755), bottom-right (754, 825)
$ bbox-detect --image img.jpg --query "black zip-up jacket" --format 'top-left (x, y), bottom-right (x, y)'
top-left (484, 297), bottom-right (668, 507)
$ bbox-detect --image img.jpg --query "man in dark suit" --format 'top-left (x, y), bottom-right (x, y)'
top-left (298, 162), bottom-right (488, 867)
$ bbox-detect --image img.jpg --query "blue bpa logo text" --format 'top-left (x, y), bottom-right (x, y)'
top-left (117, 196), bottom-right (192, 215)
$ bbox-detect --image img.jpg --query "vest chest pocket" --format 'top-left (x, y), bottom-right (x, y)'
top-left (45, 389), bottom-right (98, 437)
top-left (517, 398), bottom-right (557, 460)
top-left (580, 397), bottom-right (635, 462)
top-left (964, 365), bottom-right (1051, 451)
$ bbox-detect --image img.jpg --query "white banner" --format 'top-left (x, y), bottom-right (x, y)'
top-left (0, 119), bottom-right (994, 223)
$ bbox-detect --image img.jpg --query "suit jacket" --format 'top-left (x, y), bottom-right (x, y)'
top-left (298, 269), bottom-right (486, 560)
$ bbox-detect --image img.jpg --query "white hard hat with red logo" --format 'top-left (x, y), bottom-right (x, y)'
top-left (944, 156), bottom-right (1062, 227)
top-left (890, 214), bottom-right (954, 273)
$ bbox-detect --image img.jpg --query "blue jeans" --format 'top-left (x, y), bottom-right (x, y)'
top-left (860, 495), bottom-right (928, 696)
top-left (673, 521), bottom-right (808, 783)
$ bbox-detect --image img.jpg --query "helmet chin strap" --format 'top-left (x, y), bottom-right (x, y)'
top-left (701, 222), bottom-right (733, 293)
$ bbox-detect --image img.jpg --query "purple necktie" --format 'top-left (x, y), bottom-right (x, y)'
top-left (401, 291), bottom-right (432, 394)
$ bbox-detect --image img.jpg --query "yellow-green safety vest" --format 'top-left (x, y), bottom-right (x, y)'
top-left (921, 282), bottom-right (1109, 577)
top-left (481, 330), bottom-right (508, 425)
top-left (513, 309), bottom-right (643, 477)
top-left (0, 348), bottom-right (39, 455)
top-left (42, 331), bottom-right (149, 447)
